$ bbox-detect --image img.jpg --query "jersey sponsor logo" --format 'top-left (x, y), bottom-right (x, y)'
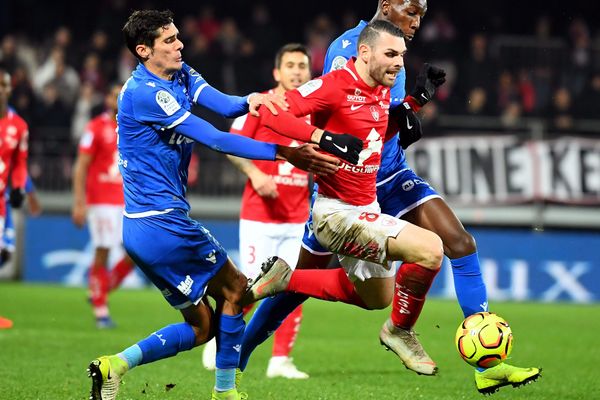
top-left (370, 106), bottom-right (380, 122)
top-left (297, 79), bottom-right (323, 97)
top-left (145, 81), bottom-right (156, 88)
top-left (347, 88), bottom-right (366, 103)
top-left (350, 104), bottom-right (364, 111)
top-left (177, 275), bottom-right (194, 296)
top-left (155, 90), bottom-right (181, 116)
top-left (342, 39), bottom-right (352, 49)
top-left (331, 56), bottom-right (347, 71)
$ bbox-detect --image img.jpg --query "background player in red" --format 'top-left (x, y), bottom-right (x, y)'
top-left (203, 43), bottom-right (313, 379)
top-left (72, 83), bottom-right (135, 329)
top-left (0, 66), bottom-right (29, 329)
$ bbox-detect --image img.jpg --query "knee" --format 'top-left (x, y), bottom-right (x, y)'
top-left (420, 232), bottom-right (444, 270)
top-left (444, 230), bottom-right (476, 259)
top-left (361, 291), bottom-right (393, 310)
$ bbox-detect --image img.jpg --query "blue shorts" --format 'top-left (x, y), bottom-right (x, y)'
top-left (123, 209), bottom-right (228, 309)
top-left (301, 168), bottom-right (441, 254)
top-left (376, 167), bottom-right (441, 217)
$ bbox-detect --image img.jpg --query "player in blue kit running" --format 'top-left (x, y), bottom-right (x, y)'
top-left (85, 9), bottom-right (354, 400)
top-left (240, 0), bottom-right (540, 394)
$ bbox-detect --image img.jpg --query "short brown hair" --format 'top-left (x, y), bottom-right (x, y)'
top-left (274, 43), bottom-right (311, 69)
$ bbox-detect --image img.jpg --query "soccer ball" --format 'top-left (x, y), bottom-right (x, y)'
top-left (455, 312), bottom-right (513, 368)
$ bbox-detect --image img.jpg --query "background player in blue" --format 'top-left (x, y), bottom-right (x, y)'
top-left (240, 0), bottom-right (540, 394)
top-left (86, 9), bottom-right (346, 400)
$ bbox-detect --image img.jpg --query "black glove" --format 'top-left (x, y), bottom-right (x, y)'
top-left (9, 188), bottom-right (25, 208)
top-left (0, 248), bottom-right (11, 267)
top-left (318, 131), bottom-right (362, 165)
top-left (394, 102), bottom-right (423, 149)
top-left (408, 63), bottom-right (446, 107)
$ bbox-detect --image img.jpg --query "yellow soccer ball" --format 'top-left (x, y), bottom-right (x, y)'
top-left (455, 312), bottom-right (513, 368)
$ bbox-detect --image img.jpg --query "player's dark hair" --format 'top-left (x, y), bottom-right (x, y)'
top-left (123, 10), bottom-right (175, 61)
top-left (274, 43), bottom-right (311, 69)
top-left (358, 20), bottom-right (404, 49)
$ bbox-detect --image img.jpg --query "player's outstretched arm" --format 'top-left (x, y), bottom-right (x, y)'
top-left (176, 114), bottom-right (278, 160)
top-left (276, 143), bottom-right (339, 176)
top-left (257, 103), bottom-right (362, 164)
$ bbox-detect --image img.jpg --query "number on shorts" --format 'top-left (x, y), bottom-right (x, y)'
top-left (358, 212), bottom-right (379, 222)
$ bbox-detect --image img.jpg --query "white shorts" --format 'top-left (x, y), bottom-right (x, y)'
top-left (87, 205), bottom-right (124, 248)
top-left (239, 219), bottom-right (304, 280)
top-left (312, 195), bottom-right (408, 281)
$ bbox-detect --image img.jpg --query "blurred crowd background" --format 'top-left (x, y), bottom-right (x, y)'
top-left (1, 0), bottom-right (599, 196)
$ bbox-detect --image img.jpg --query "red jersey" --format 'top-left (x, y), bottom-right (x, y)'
top-left (231, 90), bottom-right (310, 223)
top-left (0, 110), bottom-right (28, 217)
top-left (259, 59), bottom-right (392, 206)
top-left (78, 112), bottom-right (123, 205)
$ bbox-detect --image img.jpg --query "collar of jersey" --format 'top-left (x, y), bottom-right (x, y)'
top-left (135, 62), bottom-right (180, 85)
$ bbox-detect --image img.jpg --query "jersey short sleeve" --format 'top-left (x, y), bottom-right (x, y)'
top-left (132, 85), bottom-right (191, 130)
top-left (78, 122), bottom-right (96, 155)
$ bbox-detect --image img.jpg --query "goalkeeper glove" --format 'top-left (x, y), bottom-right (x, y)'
top-left (9, 188), bottom-right (25, 208)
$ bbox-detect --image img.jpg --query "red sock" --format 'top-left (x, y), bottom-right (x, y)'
top-left (272, 305), bottom-right (302, 357)
top-left (391, 263), bottom-right (439, 329)
top-left (89, 264), bottom-right (109, 309)
top-left (287, 268), bottom-right (367, 309)
top-left (109, 257), bottom-right (135, 291)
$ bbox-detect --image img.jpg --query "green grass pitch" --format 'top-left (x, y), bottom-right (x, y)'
top-left (1, 282), bottom-right (599, 399)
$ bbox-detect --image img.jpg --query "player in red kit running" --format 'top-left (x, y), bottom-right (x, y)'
top-left (242, 20), bottom-right (443, 377)
top-left (72, 84), bottom-right (136, 329)
top-left (0, 66), bottom-right (29, 330)
top-left (203, 43), bottom-right (313, 379)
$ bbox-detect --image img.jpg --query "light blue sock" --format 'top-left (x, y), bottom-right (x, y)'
top-left (215, 368), bottom-right (236, 392)
top-left (450, 252), bottom-right (488, 318)
top-left (135, 323), bottom-right (196, 365)
top-left (118, 344), bottom-right (143, 369)
top-left (215, 313), bottom-right (244, 391)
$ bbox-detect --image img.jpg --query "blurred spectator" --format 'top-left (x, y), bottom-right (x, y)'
top-left (116, 46), bottom-right (136, 84)
top-left (197, 5), bottom-right (221, 45)
top-left (9, 65), bottom-right (35, 123)
top-left (548, 87), bottom-right (574, 132)
top-left (80, 53), bottom-right (106, 92)
top-left (305, 14), bottom-right (336, 75)
top-left (71, 82), bottom-right (102, 142)
top-left (517, 69), bottom-right (536, 114)
top-left (496, 70), bottom-right (520, 115)
top-left (460, 34), bottom-right (497, 94)
top-left (463, 87), bottom-right (491, 116)
top-left (420, 10), bottom-right (457, 59)
top-left (575, 72), bottom-right (600, 118)
top-left (34, 47), bottom-right (80, 107)
top-left (500, 101), bottom-right (522, 131)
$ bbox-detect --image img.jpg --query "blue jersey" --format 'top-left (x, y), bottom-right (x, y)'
top-left (323, 20), bottom-right (408, 181)
top-left (117, 63), bottom-right (201, 214)
top-left (117, 63), bottom-right (275, 214)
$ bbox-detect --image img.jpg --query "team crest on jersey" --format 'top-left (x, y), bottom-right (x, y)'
top-left (370, 106), bottom-right (380, 122)
top-left (298, 79), bottom-right (323, 97)
top-left (155, 90), bottom-right (181, 116)
top-left (331, 56), bottom-right (347, 71)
